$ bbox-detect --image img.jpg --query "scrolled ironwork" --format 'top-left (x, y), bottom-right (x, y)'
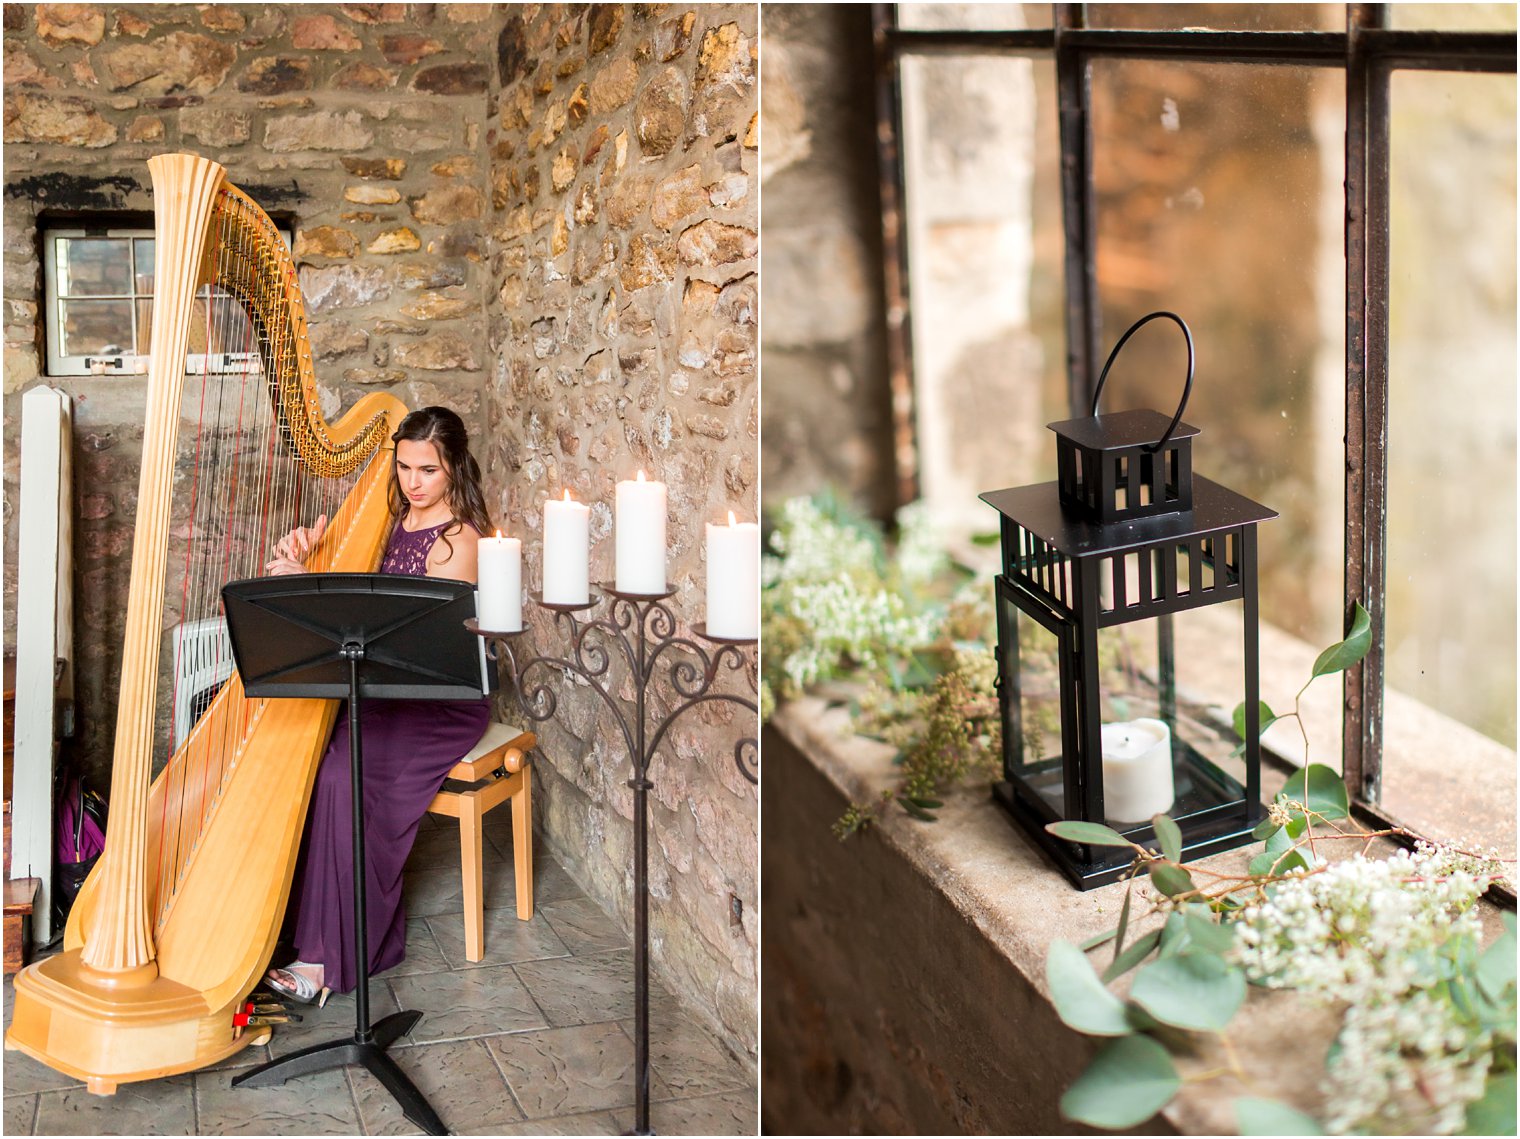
top-left (471, 585), bottom-right (756, 1137)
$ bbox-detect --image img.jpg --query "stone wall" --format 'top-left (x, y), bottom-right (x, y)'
top-left (758, 4), bottom-right (896, 521)
top-left (3, 1), bottom-right (497, 781)
top-left (482, 3), bottom-right (759, 1056)
top-left (3, 1), bottom-right (757, 1060)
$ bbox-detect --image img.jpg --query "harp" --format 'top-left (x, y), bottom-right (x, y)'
top-left (6, 154), bottom-right (407, 1091)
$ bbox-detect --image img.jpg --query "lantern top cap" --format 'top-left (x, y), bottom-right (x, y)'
top-left (1049, 408), bottom-right (1200, 452)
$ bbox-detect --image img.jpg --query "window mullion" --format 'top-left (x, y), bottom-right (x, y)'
top-left (874, 2), bottom-right (921, 509)
top-left (1343, 3), bottom-right (1391, 807)
top-left (1055, 3), bottom-right (1098, 417)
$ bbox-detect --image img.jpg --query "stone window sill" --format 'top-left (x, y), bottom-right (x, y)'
top-left (761, 696), bottom-right (1510, 1135)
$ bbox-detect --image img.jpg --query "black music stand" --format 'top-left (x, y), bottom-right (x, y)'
top-left (222, 573), bottom-right (490, 1137)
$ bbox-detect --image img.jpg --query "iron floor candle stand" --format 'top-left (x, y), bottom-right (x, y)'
top-left (469, 584), bottom-right (757, 1136)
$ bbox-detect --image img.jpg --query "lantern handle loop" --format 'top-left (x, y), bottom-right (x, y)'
top-left (1088, 310), bottom-right (1195, 453)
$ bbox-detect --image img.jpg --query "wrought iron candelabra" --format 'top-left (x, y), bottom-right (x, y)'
top-left (469, 583), bottom-right (757, 1136)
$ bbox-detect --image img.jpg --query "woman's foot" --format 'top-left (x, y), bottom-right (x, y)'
top-left (263, 960), bottom-right (331, 1007)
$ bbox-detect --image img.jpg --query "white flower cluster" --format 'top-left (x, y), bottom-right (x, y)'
top-left (765, 497), bottom-right (879, 587)
top-left (1232, 843), bottom-right (1501, 1134)
top-left (893, 501), bottom-right (949, 585)
top-left (783, 577), bottom-right (937, 688)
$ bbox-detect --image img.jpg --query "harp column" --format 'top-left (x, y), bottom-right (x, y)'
top-left (80, 154), bottom-right (227, 979)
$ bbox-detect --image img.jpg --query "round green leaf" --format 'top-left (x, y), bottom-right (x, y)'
top-left (1151, 814), bottom-right (1183, 863)
top-left (1060, 1035), bottom-right (1181, 1129)
top-left (1047, 941), bottom-right (1133, 1037)
top-left (1149, 861), bottom-right (1194, 898)
top-left (1236, 1097), bottom-right (1324, 1135)
top-left (1311, 601), bottom-right (1372, 678)
top-left (1281, 764), bottom-right (1349, 821)
top-left (1460, 1071), bottom-right (1517, 1136)
top-left (1046, 820), bottom-right (1135, 847)
top-left (1232, 699), bottom-right (1279, 740)
top-left (1130, 952), bottom-right (1246, 1032)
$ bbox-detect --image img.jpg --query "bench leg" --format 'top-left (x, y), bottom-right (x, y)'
top-left (460, 793), bottom-right (485, 962)
top-left (513, 767), bottom-right (534, 920)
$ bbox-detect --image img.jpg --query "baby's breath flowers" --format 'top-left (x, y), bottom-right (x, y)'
top-left (1231, 843), bottom-right (1508, 1134)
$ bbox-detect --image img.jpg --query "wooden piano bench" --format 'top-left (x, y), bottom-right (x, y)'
top-left (425, 722), bottom-right (536, 962)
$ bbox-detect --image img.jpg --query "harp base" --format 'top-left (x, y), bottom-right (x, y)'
top-left (5, 948), bottom-right (264, 1090)
top-left (232, 1010), bottom-right (444, 1135)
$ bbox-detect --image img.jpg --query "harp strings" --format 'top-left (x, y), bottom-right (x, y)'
top-left (151, 190), bottom-right (381, 924)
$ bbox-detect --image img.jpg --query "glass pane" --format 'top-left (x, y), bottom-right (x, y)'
top-left (59, 299), bottom-right (134, 357)
top-left (186, 287), bottom-right (259, 360)
top-left (1383, 69), bottom-right (1517, 857)
top-left (898, 3), bottom-right (1050, 31)
top-left (56, 236), bottom-right (132, 297)
top-left (1090, 60), bottom-right (1346, 656)
top-left (899, 53), bottom-right (1067, 537)
top-left (136, 298), bottom-right (153, 356)
top-left (1389, 3), bottom-right (1518, 31)
top-left (134, 238), bottom-right (155, 293)
top-left (1085, 4), bottom-right (1341, 32)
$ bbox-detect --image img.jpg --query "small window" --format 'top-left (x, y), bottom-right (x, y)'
top-left (43, 223), bottom-right (293, 378)
top-left (43, 228), bottom-right (155, 376)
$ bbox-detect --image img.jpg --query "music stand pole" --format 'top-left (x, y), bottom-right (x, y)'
top-left (224, 574), bottom-right (489, 1137)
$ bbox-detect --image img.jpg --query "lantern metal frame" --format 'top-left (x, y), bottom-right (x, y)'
top-left (980, 312), bottom-right (1277, 889)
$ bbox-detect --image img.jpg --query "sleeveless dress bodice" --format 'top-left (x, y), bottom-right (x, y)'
top-left (380, 519), bottom-right (451, 576)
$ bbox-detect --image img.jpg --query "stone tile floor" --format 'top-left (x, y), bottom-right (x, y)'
top-left (2, 808), bottom-right (757, 1135)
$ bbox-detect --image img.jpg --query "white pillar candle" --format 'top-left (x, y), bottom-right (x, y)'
top-left (1099, 717), bottom-right (1175, 824)
top-left (615, 469), bottom-right (668, 594)
top-left (476, 530), bottom-right (522, 633)
top-left (542, 490), bottom-right (590, 605)
top-left (705, 511), bottom-right (759, 639)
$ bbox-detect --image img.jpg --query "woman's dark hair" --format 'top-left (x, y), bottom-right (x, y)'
top-left (388, 405), bottom-right (494, 562)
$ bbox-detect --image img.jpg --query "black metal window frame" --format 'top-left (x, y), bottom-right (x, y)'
top-left (872, 4), bottom-right (1517, 839)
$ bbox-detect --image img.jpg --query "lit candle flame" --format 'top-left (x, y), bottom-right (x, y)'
top-left (728, 510), bottom-right (736, 526)
top-left (563, 489), bottom-right (572, 502)
top-left (495, 529), bottom-right (503, 539)
top-left (636, 469), bottom-right (646, 482)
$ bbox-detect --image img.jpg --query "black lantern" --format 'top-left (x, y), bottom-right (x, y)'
top-left (980, 312), bottom-right (1277, 889)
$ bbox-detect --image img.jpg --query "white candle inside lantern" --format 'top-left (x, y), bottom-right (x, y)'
top-left (543, 490), bottom-right (590, 605)
top-left (1100, 717), bottom-right (1175, 824)
top-left (476, 530), bottom-right (522, 632)
top-left (615, 469), bottom-right (668, 594)
top-left (705, 511), bottom-right (759, 639)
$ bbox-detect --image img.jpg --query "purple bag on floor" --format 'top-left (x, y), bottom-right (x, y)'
top-left (53, 767), bottom-right (108, 926)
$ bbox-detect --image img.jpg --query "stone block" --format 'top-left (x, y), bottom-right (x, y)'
top-left (298, 263), bottom-right (390, 313)
top-left (589, 4), bottom-right (624, 54)
top-left (367, 227), bottom-right (420, 254)
top-left (634, 66), bottom-right (686, 157)
top-left (395, 334), bottom-right (480, 371)
top-left (619, 233), bottom-right (674, 292)
top-left (675, 220), bottom-right (755, 267)
top-left (333, 61), bottom-right (398, 91)
top-left (399, 290), bottom-right (473, 320)
top-left (652, 164), bottom-right (706, 231)
top-left (307, 320), bottom-right (368, 359)
top-left (293, 225), bottom-right (358, 259)
top-left (36, 4), bottom-right (104, 47)
top-left (237, 56), bottom-right (313, 95)
top-left (412, 62), bottom-right (490, 95)
top-left (409, 184), bottom-right (484, 225)
top-left (4, 43), bottom-right (59, 89)
top-left (125, 115), bottom-right (164, 143)
top-left (97, 32), bottom-right (235, 96)
top-left (344, 184), bottom-right (401, 205)
top-left (198, 6), bottom-right (245, 33)
top-left (3, 94), bottom-right (117, 147)
top-left (265, 109), bottom-right (373, 152)
top-left (589, 56), bottom-right (638, 115)
top-left (292, 13), bottom-right (361, 50)
top-left (340, 3), bottom-right (405, 24)
top-left (179, 106), bottom-right (251, 146)
top-left (655, 12), bottom-right (696, 62)
top-left (341, 156), bottom-right (406, 180)
top-left (381, 33), bottom-right (443, 65)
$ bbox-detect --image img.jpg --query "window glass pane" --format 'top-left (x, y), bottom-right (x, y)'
top-left (1383, 69), bottom-right (1517, 857)
top-left (57, 236), bottom-right (133, 297)
top-left (1389, 3), bottom-right (1518, 31)
top-left (897, 3), bottom-right (1050, 31)
top-left (1091, 61), bottom-right (1346, 661)
top-left (134, 238), bottom-right (155, 294)
top-left (1084, 3), bottom-right (1341, 32)
top-left (899, 53), bottom-right (1066, 538)
top-left (136, 298), bottom-right (153, 355)
top-left (59, 299), bottom-right (135, 356)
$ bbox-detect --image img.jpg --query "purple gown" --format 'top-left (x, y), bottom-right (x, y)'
top-left (290, 519), bottom-right (490, 993)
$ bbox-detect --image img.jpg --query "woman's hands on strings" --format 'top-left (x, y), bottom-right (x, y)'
top-left (265, 514), bottom-right (328, 576)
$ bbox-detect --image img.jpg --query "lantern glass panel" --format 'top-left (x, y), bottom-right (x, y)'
top-left (897, 3), bottom-right (1051, 30)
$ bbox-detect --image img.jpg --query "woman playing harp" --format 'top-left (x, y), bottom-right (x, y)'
top-left (263, 405), bottom-right (493, 1004)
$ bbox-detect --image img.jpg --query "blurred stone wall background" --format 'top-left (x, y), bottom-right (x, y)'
top-left (2, 1), bottom-right (757, 1058)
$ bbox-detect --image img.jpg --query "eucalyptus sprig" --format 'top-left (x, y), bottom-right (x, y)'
top-left (1042, 607), bottom-right (1515, 1135)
